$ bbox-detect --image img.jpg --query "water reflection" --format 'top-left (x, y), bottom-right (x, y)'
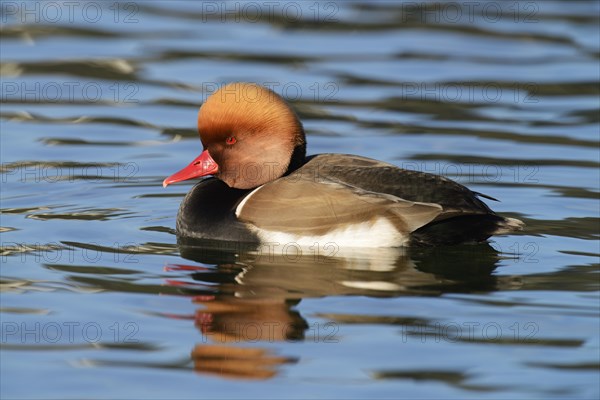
top-left (190, 344), bottom-right (296, 380)
top-left (3, 0), bottom-right (598, 395)
top-left (171, 240), bottom-right (509, 380)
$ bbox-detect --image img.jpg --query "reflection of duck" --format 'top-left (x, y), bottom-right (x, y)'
top-left (190, 344), bottom-right (297, 380)
top-left (178, 241), bottom-right (505, 299)
top-left (172, 242), bottom-right (512, 380)
top-left (163, 83), bottom-right (523, 247)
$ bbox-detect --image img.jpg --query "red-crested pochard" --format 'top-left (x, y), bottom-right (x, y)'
top-left (163, 83), bottom-right (523, 247)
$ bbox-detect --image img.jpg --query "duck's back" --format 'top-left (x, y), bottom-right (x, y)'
top-left (302, 154), bottom-right (493, 212)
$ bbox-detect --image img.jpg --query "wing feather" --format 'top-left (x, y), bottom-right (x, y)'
top-left (237, 175), bottom-right (442, 236)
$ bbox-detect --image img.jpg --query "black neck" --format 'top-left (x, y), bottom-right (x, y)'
top-left (285, 143), bottom-right (307, 176)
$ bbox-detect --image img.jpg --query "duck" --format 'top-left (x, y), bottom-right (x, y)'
top-left (163, 82), bottom-right (523, 247)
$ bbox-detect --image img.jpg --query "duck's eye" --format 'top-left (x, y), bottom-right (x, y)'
top-left (225, 136), bottom-right (237, 145)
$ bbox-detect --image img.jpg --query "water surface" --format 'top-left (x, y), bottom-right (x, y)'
top-left (1, 1), bottom-right (599, 399)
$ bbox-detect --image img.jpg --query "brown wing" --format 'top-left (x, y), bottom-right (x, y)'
top-left (302, 154), bottom-right (495, 215)
top-left (236, 174), bottom-right (443, 236)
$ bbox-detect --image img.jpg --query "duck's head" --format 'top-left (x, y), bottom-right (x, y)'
top-left (163, 82), bottom-right (306, 189)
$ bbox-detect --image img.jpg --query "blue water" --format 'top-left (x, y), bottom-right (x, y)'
top-left (1, 1), bottom-right (599, 399)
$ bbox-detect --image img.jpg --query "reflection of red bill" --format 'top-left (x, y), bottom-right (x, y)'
top-left (195, 312), bottom-right (214, 327)
top-left (165, 279), bottom-right (209, 287)
top-left (164, 264), bottom-right (211, 272)
top-left (192, 295), bottom-right (216, 302)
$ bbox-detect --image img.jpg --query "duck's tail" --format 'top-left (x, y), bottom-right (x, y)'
top-left (492, 217), bottom-right (525, 235)
top-left (411, 215), bottom-right (524, 246)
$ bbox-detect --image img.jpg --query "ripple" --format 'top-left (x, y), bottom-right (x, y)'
top-left (0, 111), bottom-right (157, 128)
top-left (0, 307), bottom-right (50, 315)
top-left (372, 369), bottom-right (503, 392)
top-left (0, 59), bottom-right (137, 80)
top-left (40, 136), bottom-right (181, 147)
top-left (26, 208), bottom-right (133, 221)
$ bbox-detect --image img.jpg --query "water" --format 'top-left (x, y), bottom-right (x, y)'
top-left (1, 1), bottom-right (599, 399)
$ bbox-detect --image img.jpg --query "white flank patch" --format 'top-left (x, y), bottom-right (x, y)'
top-left (249, 217), bottom-right (408, 248)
